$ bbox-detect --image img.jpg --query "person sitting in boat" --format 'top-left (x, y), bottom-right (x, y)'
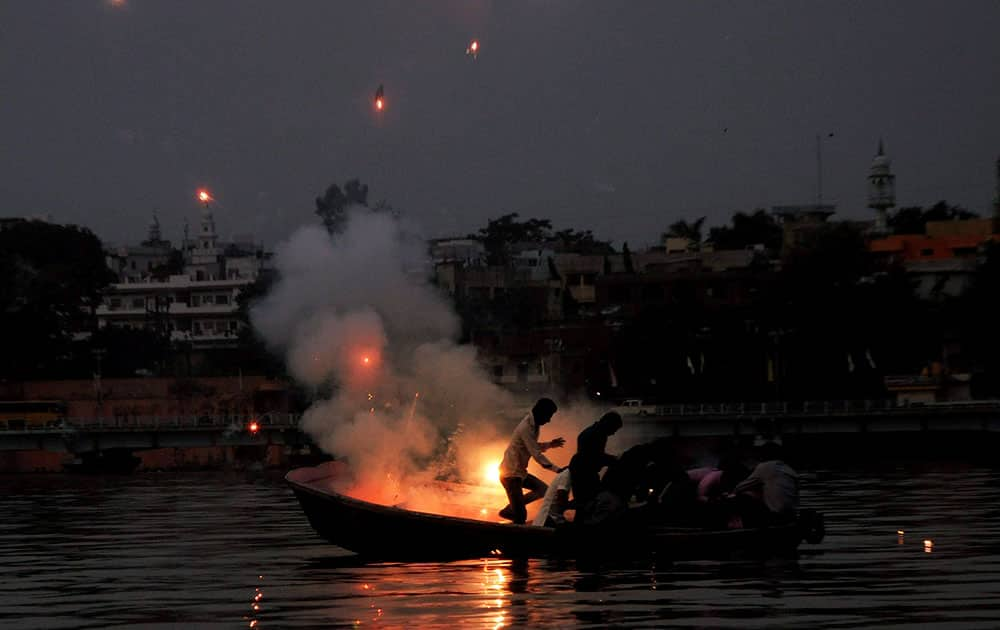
top-left (498, 397), bottom-right (566, 525)
top-left (532, 467), bottom-right (573, 527)
top-left (688, 455), bottom-right (751, 504)
top-left (730, 442), bottom-right (798, 527)
top-left (569, 411), bottom-right (624, 514)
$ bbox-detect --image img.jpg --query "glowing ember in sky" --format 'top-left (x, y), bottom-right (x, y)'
top-left (467, 39), bottom-right (480, 58)
top-left (375, 97), bottom-right (384, 111)
top-left (197, 189), bottom-right (212, 203)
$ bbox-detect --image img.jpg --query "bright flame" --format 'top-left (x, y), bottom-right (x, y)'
top-left (471, 41), bottom-right (479, 52)
top-left (197, 189), bottom-right (212, 203)
top-left (897, 530), bottom-right (905, 535)
top-left (924, 539), bottom-right (934, 552)
top-left (482, 460), bottom-right (499, 485)
top-left (375, 97), bottom-right (384, 111)
top-left (362, 356), bottom-right (371, 365)
top-left (248, 421), bottom-right (260, 434)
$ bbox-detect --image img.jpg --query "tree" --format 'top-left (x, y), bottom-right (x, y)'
top-left (622, 242), bottom-right (635, 274)
top-left (551, 228), bottom-right (614, 255)
top-left (888, 201), bottom-right (977, 235)
top-left (707, 209), bottom-right (783, 253)
top-left (476, 213), bottom-right (553, 266)
top-left (315, 178), bottom-right (370, 234)
top-left (662, 217), bottom-right (706, 248)
top-left (0, 220), bottom-right (114, 378)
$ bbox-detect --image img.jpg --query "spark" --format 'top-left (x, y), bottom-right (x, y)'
top-left (248, 421), bottom-right (260, 435)
top-left (467, 39), bottom-right (480, 58)
top-left (197, 189), bottom-right (213, 203)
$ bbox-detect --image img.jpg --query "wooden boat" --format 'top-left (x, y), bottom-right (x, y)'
top-left (287, 463), bottom-right (823, 561)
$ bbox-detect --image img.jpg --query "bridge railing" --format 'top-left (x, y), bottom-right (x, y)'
top-left (0, 414), bottom-right (303, 433)
top-left (648, 399), bottom-right (1000, 417)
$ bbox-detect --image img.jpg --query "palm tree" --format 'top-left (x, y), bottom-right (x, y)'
top-left (662, 217), bottom-right (706, 251)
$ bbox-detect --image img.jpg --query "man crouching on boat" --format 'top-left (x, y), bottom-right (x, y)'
top-left (498, 397), bottom-right (566, 524)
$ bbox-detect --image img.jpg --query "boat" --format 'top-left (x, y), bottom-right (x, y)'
top-left (287, 463), bottom-right (825, 561)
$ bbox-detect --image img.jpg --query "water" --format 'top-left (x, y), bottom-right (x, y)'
top-left (3, 465), bottom-right (1000, 629)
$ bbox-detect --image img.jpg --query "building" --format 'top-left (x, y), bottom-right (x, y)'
top-left (868, 139), bottom-right (896, 234)
top-left (97, 208), bottom-right (270, 349)
top-left (772, 204), bottom-right (836, 253)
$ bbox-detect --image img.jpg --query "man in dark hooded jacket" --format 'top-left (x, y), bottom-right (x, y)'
top-left (569, 411), bottom-right (623, 513)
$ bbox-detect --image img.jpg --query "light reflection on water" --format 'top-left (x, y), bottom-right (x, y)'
top-left (2, 466), bottom-right (1000, 628)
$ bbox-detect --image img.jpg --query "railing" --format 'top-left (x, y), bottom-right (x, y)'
top-left (644, 399), bottom-right (1000, 417)
top-left (0, 414), bottom-right (302, 433)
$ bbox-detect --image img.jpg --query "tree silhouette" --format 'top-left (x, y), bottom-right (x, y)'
top-left (663, 217), bottom-right (706, 248)
top-left (476, 213), bottom-right (553, 266)
top-left (315, 178), bottom-right (370, 234)
top-left (622, 242), bottom-right (635, 273)
top-left (707, 209), bottom-right (782, 252)
top-left (888, 201), bottom-right (977, 235)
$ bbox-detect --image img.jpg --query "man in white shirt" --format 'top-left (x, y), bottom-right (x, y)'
top-left (498, 398), bottom-right (565, 524)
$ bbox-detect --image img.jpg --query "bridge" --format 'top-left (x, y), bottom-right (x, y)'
top-left (0, 414), bottom-right (310, 454)
top-left (3, 400), bottom-right (999, 456)
top-left (623, 399), bottom-right (1000, 445)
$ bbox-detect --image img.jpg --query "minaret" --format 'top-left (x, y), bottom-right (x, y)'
top-left (868, 139), bottom-right (896, 234)
top-left (199, 206), bottom-right (217, 250)
top-left (148, 213), bottom-right (161, 243)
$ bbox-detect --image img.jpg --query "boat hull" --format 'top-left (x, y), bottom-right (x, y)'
top-left (287, 465), bottom-right (816, 561)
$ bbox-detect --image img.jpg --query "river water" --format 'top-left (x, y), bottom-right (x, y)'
top-left (3, 463), bottom-right (1000, 629)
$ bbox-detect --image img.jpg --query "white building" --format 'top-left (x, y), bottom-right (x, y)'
top-left (97, 209), bottom-right (270, 349)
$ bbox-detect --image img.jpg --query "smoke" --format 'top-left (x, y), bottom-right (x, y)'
top-left (251, 209), bottom-right (514, 506)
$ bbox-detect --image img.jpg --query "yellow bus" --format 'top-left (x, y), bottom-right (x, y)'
top-left (0, 400), bottom-right (68, 430)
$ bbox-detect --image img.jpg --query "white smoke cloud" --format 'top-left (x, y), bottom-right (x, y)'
top-left (251, 209), bottom-right (514, 504)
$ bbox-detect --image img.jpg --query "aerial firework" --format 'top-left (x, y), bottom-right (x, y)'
top-left (466, 39), bottom-right (480, 59)
top-left (374, 84), bottom-right (385, 111)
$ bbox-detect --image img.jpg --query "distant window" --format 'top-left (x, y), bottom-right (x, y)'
top-left (131, 298), bottom-right (144, 309)
top-left (196, 270), bottom-right (205, 281)
top-left (229, 321), bottom-right (238, 331)
top-left (146, 261), bottom-right (153, 271)
top-left (215, 294), bottom-right (229, 305)
top-left (110, 298), bottom-right (121, 309)
top-left (191, 295), bottom-right (201, 307)
top-left (193, 322), bottom-right (202, 335)
top-left (130, 261), bottom-right (136, 270)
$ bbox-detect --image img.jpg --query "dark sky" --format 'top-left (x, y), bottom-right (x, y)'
top-left (3, 1), bottom-right (999, 248)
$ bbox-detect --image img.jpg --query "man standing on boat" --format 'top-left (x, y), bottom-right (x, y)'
top-left (498, 397), bottom-right (566, 524)
top-left (569, 411), bottom-right (624, 515)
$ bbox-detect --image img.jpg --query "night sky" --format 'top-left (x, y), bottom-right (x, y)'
top-left (2, 1), bottom-right (999, 248)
